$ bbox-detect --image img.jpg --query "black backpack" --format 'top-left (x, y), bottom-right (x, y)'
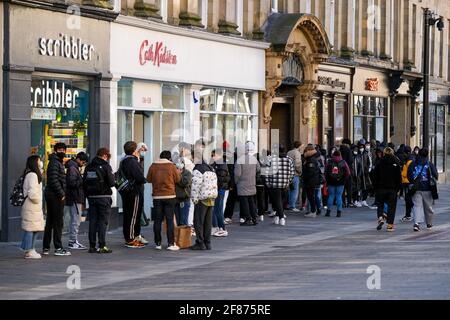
top-left (327, 160), bottom-right (346, 184)
top-left (10, 174), bottom-right (27, 207)
top-left (84, 164), bottom-right (106, 197)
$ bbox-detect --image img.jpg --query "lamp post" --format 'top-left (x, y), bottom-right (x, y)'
top-left (422, 8), bottom-right (444, 149)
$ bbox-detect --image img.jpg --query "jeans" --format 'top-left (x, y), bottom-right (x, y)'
top-left (43, 193), bottom-right (65, 250)
top-left (327, 185), bottom-right (345, 212)
top-left (88, 198), bottom-right (112, 249)
top-left (212, 189), bottom-right (226, 229)
top-left (153, 198), bottom-right (177, 246)
top-left (21, 231), bottom-right (39, 252)
top-left (175, 200), bottom-right (190, 226)
top-left (306, 187), bottom-right (322, 213)
top-left (66, 203), bottom-right (82, 243)
top-left (288, 176), bottom-right (301, 209)
top-left (376, 189), bottom-right (398, 225)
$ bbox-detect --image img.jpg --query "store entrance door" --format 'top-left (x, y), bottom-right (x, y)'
top-left (270, 103), bottom-right (292, 149)
top-left (117, 110), bottom-right (154, 214)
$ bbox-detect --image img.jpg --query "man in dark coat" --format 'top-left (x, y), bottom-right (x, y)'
top-left (43, 142), bottom-right (71, 256)
top-left (66, 152), bottom-right (88, 250)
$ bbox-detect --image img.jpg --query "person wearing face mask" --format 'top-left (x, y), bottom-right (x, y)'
top-left (350, 145), bottom-right (361, 206)
top-left (355, 140), bottom-right (373, 208)
top-left (137, 142), bottom-right (148, 169)
top-left (20, 155), bottom-right (46, 259)
top-left (65, 152), bottom-right (88, 251)
top-left (43, 142), bottom-right (71, 256)
top-left (84, 148), bottom-right (116, 253)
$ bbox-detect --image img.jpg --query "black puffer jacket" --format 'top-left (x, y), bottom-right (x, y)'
top-left (66, 159), bottom-right (84, 205)
top-left (213, 162), bottom-right (230, 190)
top-left (45, 153), bottom-right (66, 199)
top-left (302, 150), bottom-right (322, 188)
top-left (84, 157), bottom-right (116, 197)
top-left (372, 155), bottom-right (402, 191)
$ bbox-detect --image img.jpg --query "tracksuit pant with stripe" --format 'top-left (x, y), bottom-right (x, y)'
top-left (121, 191), bottom-right (143, 243)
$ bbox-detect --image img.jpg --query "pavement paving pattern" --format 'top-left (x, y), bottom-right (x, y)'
top-left (2, 185), bottom-right (450, 300)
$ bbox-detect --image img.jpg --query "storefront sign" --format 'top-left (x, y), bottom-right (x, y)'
top-left (31, 80), bottom-right (80, 109)
top-left (139, 40), bottom-right (177, 67)
top-left (366, 78), bottom-right (379, 91)
top-left (38, 34), bottom-right (95, 61)
top-left (318, 76), bottom-right (346, 90)
top-left (31, 108), bottom-right (57, 120)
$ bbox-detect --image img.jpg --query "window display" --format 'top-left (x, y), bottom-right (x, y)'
top-left (30, 78), bottom-right (90, 170)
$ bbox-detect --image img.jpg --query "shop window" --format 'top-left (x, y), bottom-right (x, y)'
top-left (217, 89), bottom-right (237, 113)
top-left (160, 111), bottom-right (184, 153)
top-left (335, 99), bottom-right (346, 145)
top-left (162, 84), bottom-right (184, 109)
top-left (353, 95), bottom-right (387, 143)
top-left (118, 79), bottom-right (133, 107)
top-left (200, 88), bottom-right (216, 111)
top-left (308, 99), bottom-right (320, 145)
top-left (237, 91), bottom-right (252, 113)
top-left (30, 78), bottom-right (90, 178)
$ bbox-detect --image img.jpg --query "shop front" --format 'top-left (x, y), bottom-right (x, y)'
top-left (110, 17), bottom-right (267, 213)
top-left (1, 5), bottom-right (111, 241)
top-left (352, 68), bottom-right (390, 145)
top-left (313, 64), bottom-right (352, 151)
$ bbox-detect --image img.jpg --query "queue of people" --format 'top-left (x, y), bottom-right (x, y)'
top-left (15, 137), bottom-right (440, 259)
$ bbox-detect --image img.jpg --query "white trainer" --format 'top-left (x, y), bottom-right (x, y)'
top-left (224, 218), bottom-right (233, 225)
top-left (25, 250), bottom-right (42, 259)
top-left (259, 215), bottom-right (264, 222)
top-left (274, 217), bottom-right (280, 225)
top-left (155, 244), bottom-right (162, 250)
top-left (280, 218), bottom-right (286, 226)
top-left (239, 218), bottom-right (245, 223)
top-left (355, 201), bottom-right (362, 208)
top-left (167, 245), bottom-right (180, 251)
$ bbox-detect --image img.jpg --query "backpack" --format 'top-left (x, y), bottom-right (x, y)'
top-left (84, 164), bottom-right (106, 197)
top-left (10, 174), bottom-right (27, 207)
top-left (114, 162), bottom-right (134, 194)
top-left (327, 160), bottom-right (345, 184)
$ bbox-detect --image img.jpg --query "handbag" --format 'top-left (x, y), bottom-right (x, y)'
top-left (429, 166), bottom-right (439, 200)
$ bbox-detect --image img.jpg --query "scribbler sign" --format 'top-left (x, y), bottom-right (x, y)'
top-left (139, 40), bottom-right (177, 67)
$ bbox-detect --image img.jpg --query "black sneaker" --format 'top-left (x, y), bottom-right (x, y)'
top-left (42, 249), bottom-right (50, 256)
top-left (89, 248), bottom-right (99, 254)
top-left (337, 211), bottom-right (342, 218)
top-left (427, 224), bottom-right (433, 230)
top-left (190, 244), bottom-right (206, 250)
top-left (240, 220), bottom-right (254, 226)
top-left (252, 219), bottom-right (258, 226)
top-left (317, 210), bottom-right (322, 216)
top-left (414, 224), bottom-right (421, 232)
top-left (98, 247), bottom-right (113, 254)
top-left (54, 248), bottom-right (71, 256)
top-left (377, 216), bottom-right (386, 231)
top-left (205, 244), bottom-right (212, 251)
top-left (325, 210), bottom-right (331, 217)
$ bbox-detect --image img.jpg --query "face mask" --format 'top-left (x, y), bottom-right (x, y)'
top-left (140, 151), bottom-right (146, 157)
top-left (353, 151), bottom-right (358, 155)
top-left (359, 149), bottom-right (364, 153)
top-left (365, 146), bottom-right (370, 151)
top-left (414, 150), bottom-right (419, 155)
top-left (56, 152), bottom-right (66, 160)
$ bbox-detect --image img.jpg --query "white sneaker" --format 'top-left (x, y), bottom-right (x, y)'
top-left (280, 218), bottom-right (286, 226)
top-left (25, 250), bottom-right (42, 259)
top-left (361, 201), bottom-right (369, 207)
top-left (68, 241), bottom-right (87, 250)
top-left (213, 229), bottom-right (229, 237)
top-left (211, 227), bottom-right (219, 236)
top-left (289, 208), bottom-right (301, 213)
top-left (355, 201), bottom-right (362, 208)
top-left (155, 244), bottom-right (162, 250)
top-left (135, 235), bottom-right (149, 245)
top-left (224, 218), bottom-right (233, 225)
top-left (259, 215), bottom-right (264, 222)
top-left (167, 244), bottom-right (180, 251)
top-left (274, 217), bottom-right (280, 225)
top-left (239, 218), bottom-right (245, 223)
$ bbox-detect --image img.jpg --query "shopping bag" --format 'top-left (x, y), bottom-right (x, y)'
top-left (176, 226), bottom-right (193, 249)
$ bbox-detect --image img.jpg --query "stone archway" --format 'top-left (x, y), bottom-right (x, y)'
top-left (261, 13), bottom-right (331, 146)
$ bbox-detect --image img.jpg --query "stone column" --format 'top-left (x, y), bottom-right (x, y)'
top-left (207, 0), bottom-right (220, 33)
top-left (218, 0), bottom-right (241, 35)
top-left (253, 0), bottom-right (271, 40)
top-left (340, 0), bottom-right (356, 59)
top-left (243, 0), bottom-right (254, 38)
top-left (167, 0), bottom-right (181, 25)
top-left (179, 0), bottom-right (204, 28)
top-left (134, 0), bottom-right (162, 19)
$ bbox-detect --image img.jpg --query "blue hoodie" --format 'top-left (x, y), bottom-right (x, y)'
top-left (407, 157), bottom-right (438, 192)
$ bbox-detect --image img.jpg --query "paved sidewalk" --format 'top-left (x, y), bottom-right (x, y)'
top-left (1, 184), bottom-right (450, 300)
